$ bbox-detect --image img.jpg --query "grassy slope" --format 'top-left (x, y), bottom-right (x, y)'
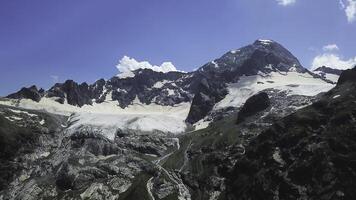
top-left (164, 113), bottom-right (241, 171)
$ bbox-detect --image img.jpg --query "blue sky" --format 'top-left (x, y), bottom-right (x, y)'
top-left (0, 0), bottom-right (355, 95)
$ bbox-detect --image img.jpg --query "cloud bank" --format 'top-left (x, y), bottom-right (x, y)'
top-left (276, 0), bottom-right (296, 6)
top-left (311, 44), bottom-right (356, 70)
top-left (116, 56), bottom-right (179, 78)
top-left (311, 43), bottom-right (356, 70)
top-left (312, 54), bottom-right (356, 70)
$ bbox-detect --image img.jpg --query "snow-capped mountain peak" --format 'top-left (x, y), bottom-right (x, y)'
top-left (197, 39), bottom-right (306, 81)
top-left (2, 39), bottom-right (335, 136)
top-left (254, 39), bottom-right (275, 45)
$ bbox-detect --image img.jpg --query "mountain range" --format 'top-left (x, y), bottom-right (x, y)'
top-left (0, 39), bottom-right (355, 200)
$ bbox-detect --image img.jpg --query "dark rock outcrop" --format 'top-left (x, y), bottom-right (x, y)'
top-left (6, 85), bottom-right (44, 102)
top-left (314, 66), bottom-right (343, 75)
top-left (236, 92), bottom-right (270, 124)
top-left (47, 80), bottom-right (93, 107)
top-left (337, 66), bottom-right (356, 85)
top-left (108, 69), bottom-right (191, 108)
top-left (186, 78), bottom-right (227, 124)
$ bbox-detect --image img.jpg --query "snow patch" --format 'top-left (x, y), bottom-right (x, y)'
top-left (288, 65), bottom-right (298, 72)
top-left (104, 91), bottom-right (113, 102)
top-left (209, 191), bottom-right (221, 200)
top-left (214, 71), bottom-right (334, 109)
top-left (145, 154), bottom-right (158, 157)
top-left (5, 116), bottom-right (22, 121)
top-left (39, 152), bottom-right (50, 158)
top-left (265, 64), bottom-right (274, 70)
top-left (257, 39), bottom-right (274, 45)
top-left (8, 109), bottom-right (37, 117)
top-left (194, 118), bottom-right (211, 130)
top-left (211, 61), bottom-right (219, 68)
top-left (153, 80), bottom-right (170, 88)
top-left (117, 88), bottom-right (127, 93)
top-left (39, 119), bottom-right (45, 125)
top-left (333, 95), bottom-right (341, 99)
top-left (273, 147), bottom-right (285, 165)
top-left (166, 88), bottom-right (175, 96)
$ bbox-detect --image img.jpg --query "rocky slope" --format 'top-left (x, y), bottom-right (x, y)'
top-left (159, 68), bottom-right (356, 200)
top-left (0, 104), bottom-right (181, 200)
top-left (163, 88), bottom-right (319, 200)
top-left (236, 92), bottom-right (270, 124)
top-left (0, 106), bottom-right (67, 195)
top-left (225, 67), bottom-right (356, 200)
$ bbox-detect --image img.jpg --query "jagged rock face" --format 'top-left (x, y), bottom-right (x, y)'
top-left (107, 69), bottom-right (193, 108)
top-left (236, 92), bottom-right (270, 124)
top-left (337, 66), bottom-right (356, 85)
top-left (37, 69), bottom-right (193, 108)
top-left (185, 77), bottom-right (228, 124)
top-left (47, 80), bottom-right (93, 106)
top-left (6, 86), bottom-right (44, 102)
top-left (88, 78), bottom-right (106, 103)
top-left (225, 81), bottom-right (356, 200)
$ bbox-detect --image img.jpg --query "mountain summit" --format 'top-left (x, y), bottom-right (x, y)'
top-left (197, 39), bottom-right (305, 81)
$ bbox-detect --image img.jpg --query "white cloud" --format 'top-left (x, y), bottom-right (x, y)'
top-left (116, 56), bottom-right (180, 78)
top-left (340, 0), bottom-right (356, 22)
top-left (322, 44), bottom-right (339, 51)
top-left (311, 53), bottom-right (356, 70)
top-left (346, 0), bottom-right (356, 22)
top-left (276, 0), bottom-right (296, 6)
